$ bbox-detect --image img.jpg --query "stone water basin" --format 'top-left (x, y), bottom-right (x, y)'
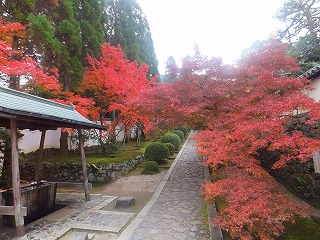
top-left (2, 182), bottom-right (57, 226)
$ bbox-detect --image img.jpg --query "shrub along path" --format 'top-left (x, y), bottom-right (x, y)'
top-left (118, 131), bottom-right (212, 240)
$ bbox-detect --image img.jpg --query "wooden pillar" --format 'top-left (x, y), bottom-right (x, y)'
top-left (10, 118), bottom-right (25, 237)
top-left (34, 129), bottom-right (46, 181)
top-left (78, 129), bottom-right (90, 201)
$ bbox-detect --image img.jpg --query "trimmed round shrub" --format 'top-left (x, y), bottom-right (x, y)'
top-left (161, 133), bottom-right (181, 150)
top-left (171, 130), bottom-right (184, 141)
top-left (164, 143), bottom-right (175, 154)
top-left (176, 126), bottom-right (189, 136)
top-left (143, 161), bottom-right (159, 173)
top-left (144, 143), bottom-right (170, 163)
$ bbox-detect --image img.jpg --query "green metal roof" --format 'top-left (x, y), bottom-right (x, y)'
top-left (300, 63), bottom-right (320, 79)
top-left (0, 86), bottom-right (106, 130)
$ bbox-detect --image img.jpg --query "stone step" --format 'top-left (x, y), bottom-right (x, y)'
top-left (66, 232), bottom-right (89, 240)
top-left (116, 196), bottom-right (135, 208)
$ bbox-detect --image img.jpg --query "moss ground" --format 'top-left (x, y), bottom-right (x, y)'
top-left (27, 141), bottom-right (150, 165)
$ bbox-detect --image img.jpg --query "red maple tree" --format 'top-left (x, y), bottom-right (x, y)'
top-left (0, 18), bottom-right (60, 92)
top-left (80, 43), bottom-right (156, 139)
top-left (0, 18), bottom-right (98, 120)
top-left (134, 40), bottom-right (320, 238)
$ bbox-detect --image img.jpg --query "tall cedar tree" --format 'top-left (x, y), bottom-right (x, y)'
top-left (133, 40), bottom-right (320, 239)
top-left (104, 0), bottom-right (159, 77)
top-left (1, 0), bottom-right (107, 91)
top-left (73, 0), bottom-right (106, 62)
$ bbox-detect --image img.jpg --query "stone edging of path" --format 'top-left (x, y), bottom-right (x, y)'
top-left (203, 163), bottom-right (224, 240)
top-left (117, 135), bottom-right (190, 240)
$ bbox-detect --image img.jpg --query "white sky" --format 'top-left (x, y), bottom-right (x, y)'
top-left (137, 0), bottom-right (286, 74)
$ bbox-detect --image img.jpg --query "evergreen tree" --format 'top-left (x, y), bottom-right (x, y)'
top-left (276, 0), bottom-right (320, 73)
top-left (28, 0), bottom-right (83, 91)
top-left (1, 0), bottom-right (83, 91)
top-left (1, 0), bottom-right (107, 91)
top-left (164, 56), bottom-right (179, 83)
top-left (104, 0), bottom-right (159, 77)
top-left (74, 0), bottom-right (107, 62)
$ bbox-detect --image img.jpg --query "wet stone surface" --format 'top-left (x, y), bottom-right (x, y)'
top-left (129, 136), bottom-right (210, 240)
top-left (0, 195), bottom-right (133, 240)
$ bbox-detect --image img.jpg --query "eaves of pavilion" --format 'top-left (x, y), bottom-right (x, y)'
top-left (0, 86), bottom-right (107, 237)
top-left (300, 63), bottom-right (320, 80)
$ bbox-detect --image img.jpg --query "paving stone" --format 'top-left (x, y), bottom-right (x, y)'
top-left (124, 133), bottom-right (210, 240)
top-left (116, 196), bottom-right (135, 208)
top-left (67, 232), bottom-right (89, 240)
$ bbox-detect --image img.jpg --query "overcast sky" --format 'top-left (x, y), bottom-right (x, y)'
top-left (136, 0), bottom-right (286, 74)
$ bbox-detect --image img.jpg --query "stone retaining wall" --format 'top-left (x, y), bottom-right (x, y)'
top-left (20, 155), bottom-right (144, 184)
top-left (271, 158), bottom-right (320, 199)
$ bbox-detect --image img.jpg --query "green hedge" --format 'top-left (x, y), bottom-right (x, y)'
top-left (164, 143), bottom-right (175, 154)
top-left (171, 130), bottom-right (184, 141)
top-left (176, 125), bottom-right (189, 136)
top-left (161, 133), bottom-right (181, 150)
top-left (144, 143), bottom-right (170, 163)
top-left (143, 161), bottom-right (159, 173)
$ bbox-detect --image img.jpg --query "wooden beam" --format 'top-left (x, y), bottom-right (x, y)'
top-left (34, 130), bottom-right (46, 180)
top-left (78, 129), bottom-right (90, 201)
top-left (0, 119), bottom-right (57, 130)
top-left (53, 182), bottom-right (92, 189)
top-left (10, 118), bottom-right (25, 237)
top-left (0, 112), bottom-right (14, 118)
top-left (0, 206), bottom-right (27, 216)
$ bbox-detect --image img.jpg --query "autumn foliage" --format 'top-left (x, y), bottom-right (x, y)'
top-left (80, 43), bottom-right (156, 136)
top-left (203, 166), bottom-right (312, 239)
top-left (0, 18), bottom-right (60, 92)
top-left (134, 40), bottom-right (320, 238)
top-left (0, 18), bottom-right (98, 120)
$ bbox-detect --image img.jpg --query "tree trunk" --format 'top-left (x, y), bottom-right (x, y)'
top-left (9, 36), bottom-right (20, 90)
top-left (60, 130), bottom-right (69, 154)
top-left (34, 130), bottom-right (46, 180)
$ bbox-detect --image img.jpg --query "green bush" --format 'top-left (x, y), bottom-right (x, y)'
top-left (144, 143), bottom-right (170, 163)
top-left (176, 125), bottom-right (189, 136)
top-left (142, 161), bottom-right (159, 173)
top-left (161, 133), bottom-right (181, 150)
top-left (164, 143), bottom-right (175, 154)
top-left (171, 130), bottom-right (184, 141)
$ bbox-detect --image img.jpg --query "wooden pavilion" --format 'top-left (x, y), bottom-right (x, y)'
top-left (0, 86), bottom-right (106, 237)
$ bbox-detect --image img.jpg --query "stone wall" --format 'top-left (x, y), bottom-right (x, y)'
top-left (271, 158), bottom-right (320, 199)
top-left (20, 155), bottom-right (144, 184)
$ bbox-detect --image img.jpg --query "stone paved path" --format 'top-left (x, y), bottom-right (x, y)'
top-left (0, 132), bottom-right (214, 240)
top-left (0, 194), bottom-right (130, 240)
top-left (118, 132), bottom-right (210, 240)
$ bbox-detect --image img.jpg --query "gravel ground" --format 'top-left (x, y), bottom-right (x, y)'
top-left (91, 170), bottom-right (167, 194)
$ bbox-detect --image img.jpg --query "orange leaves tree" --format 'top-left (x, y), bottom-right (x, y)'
top-left (0, 18), bottom-right (60, 92)
top-left (0, 18), bottom-right (96, 120)
top-left (134, 40), bottom-right (320, 239)
top-left (80, 43), bottom-right (155, 139)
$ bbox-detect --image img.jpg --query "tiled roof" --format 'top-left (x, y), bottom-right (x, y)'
top-left (0, 86), bottom-right (106, 130)
top-left (300, 63), bottom-right (320, 79)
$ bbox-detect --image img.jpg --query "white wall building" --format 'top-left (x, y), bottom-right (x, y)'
top-left (303, 63), bottom-right (320, 101)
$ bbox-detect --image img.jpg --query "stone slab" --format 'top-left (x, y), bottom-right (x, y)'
top-left (66, 232), bottom-right (88, 240)
top-left (116, 197), bottom-right (135, 208)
